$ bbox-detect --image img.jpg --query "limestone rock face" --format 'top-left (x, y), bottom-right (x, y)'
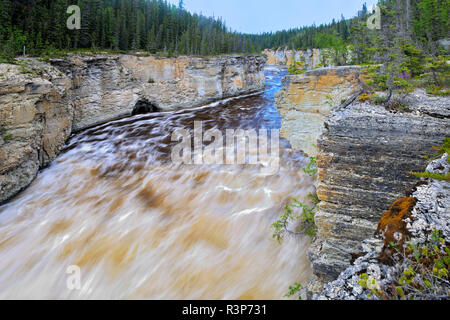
top-left (51, 55), bottom-right (140, 132)
top-left (309, 91), bottom-right (450, 290)
top-left (50, 54), bottom-right (266, 131)
top-left (314, 154), bottom-right (449, 300)
top-left (0, 63), bottom-right (72, 203)
top-left (263, 48), bottom-right (326, 68)
top-left (274, 66), bottom-right (361, 156)
top-left (0, 53), bottom-right (266, 203)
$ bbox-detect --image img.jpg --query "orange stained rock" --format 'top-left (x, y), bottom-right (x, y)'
top-left (376, 197), bottom-right (417, 249)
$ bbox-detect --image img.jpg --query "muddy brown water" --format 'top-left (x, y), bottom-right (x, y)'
top-left (0, 66), bottom-right (314, 299)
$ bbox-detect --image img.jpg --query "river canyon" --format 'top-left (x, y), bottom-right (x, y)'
top-left (0, 65), bottom-right (315, 299)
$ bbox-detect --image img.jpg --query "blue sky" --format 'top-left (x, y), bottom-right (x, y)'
top-left (168, 0), bottom-right (379, 34)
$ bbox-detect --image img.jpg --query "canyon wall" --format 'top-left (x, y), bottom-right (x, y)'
top-left (274, 67), bottom-right (450, 294)
top-left (263, 48), bottom-right (325, 69)
top-left (310, 94), bottom-right (449, 292)
top-left (53, 54), bottom-right (266, 131)
top-left (275, 66), bottom-right (361, 156)
top-left (0, 54), bottom-right (266, 203)
top-left (315, 153), bottom-right (449, 300)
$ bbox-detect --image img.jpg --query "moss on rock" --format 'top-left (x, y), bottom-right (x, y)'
top-left (376, 197), bottom-right (417, 258)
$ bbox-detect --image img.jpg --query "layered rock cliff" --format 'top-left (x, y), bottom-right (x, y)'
top-left (263, 48), bottom-right (326, 68)
top-left (52, 54), bottom-right (266, 131)
top-left (0, 63), bottom-right (73, 204)
top-left (274, 66), bottom-right (450, 295)
top-left (315, 153), bottom-right (449, 300)
top-left (274, 66), bottom-right (361, 156)
top-left (310, 92), bottom-right (449, 290)
top-left (0, 54), bottom-right (266, 203)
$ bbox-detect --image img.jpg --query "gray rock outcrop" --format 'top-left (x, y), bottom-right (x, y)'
top-left (263, 48), bottom-right (326, 68)
top-left (52, 54), bottom-right (266, 131)
top-left (315, 153), bottom-right (449, 300)
top-left (309, 90), bottom-right (450, 291)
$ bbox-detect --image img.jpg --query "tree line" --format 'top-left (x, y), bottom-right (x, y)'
top-left (0, 0), bottom-right (448, 65)
top-left (0, 0), bottom-right (263, 61)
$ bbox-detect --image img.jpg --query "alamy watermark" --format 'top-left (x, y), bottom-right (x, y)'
top-left (171, 121), bottom-right (280, 176)
top-left (367, 5), bottom-right (381, 30)
top-left (66, 265), bottom-right (81, 290)
top-left (67, 5), bottom-right (81, 30)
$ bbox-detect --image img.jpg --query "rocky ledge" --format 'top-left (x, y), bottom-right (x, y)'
top-left (309, 90), bottom-right (450, 292)
top-left (275, 66), bottom-right (361, 156)
top-left (0, 53), bottom-right (266, 203)
top-left (315, 153), bottom-right (449, 300)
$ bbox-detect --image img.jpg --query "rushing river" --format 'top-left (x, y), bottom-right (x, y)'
top-left (0, 66), bottom-right (314, 299)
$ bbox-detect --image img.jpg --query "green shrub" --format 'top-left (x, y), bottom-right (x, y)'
top-left (369, 95), bottom-right (388, 105)
top-left (426, 85), bottom-right (450, 96)
top-left (303, 156), bottom-right (318, 177)
top-left (410, 138), bottom-right (449, 181)
top-left (358, 230), bottom-right (450, 300)
top-left (409, 171), bottom-right (450, 181)
top-left (433, 138), bottom-right (450, 157)
top-left (3, 134), bottom-right (13, 142)
top-left (271, 198), bottom-right (318, 243)
top-left (288, 61), bottom-right (307, 75)
top-left (284, 282), bottom-right (303, 300)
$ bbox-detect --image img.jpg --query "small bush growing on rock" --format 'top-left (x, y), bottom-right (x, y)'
top-left (288, 59), bottom-right (306, 75)
top-left (358, 273), bottom-right (382, 298)
top-left (358, 231), bottom-right (450, 300)
top-left (284, 282), bottom-right (303, 300)
top-left (409, 171), bottom-right (450, 182)
top-left (432, 138), bottom-right (450, 159)
top-left (358, 92), bottom-right (377, 102)
top-left (271, 198), bottom-right (317, 243)
top-left (3, 134), bottom-right (13, 142)
top-left (426, 85), bottom-right (450, 96)
top-left (410, 138), bottom-right (449, 181)
top-left (369, 94), bottom-right (388, 105)
top-left (303, 156), bottom-right (318, 177)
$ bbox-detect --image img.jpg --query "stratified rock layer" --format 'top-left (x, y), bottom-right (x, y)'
top-left (0, 63), bottom-right (73, 204)
top-left (263, 49), bottom-right (325, 68)
top-left (309, 91), bottom-right (450, 290)
top-left (315, 154), bottom-right (449, 300)
top-left (275, 66), bottom-right (361, 156)
top-left (0, 54), bottom-right (266, 203)
top-left (52, 54), bottom-right (266, 131)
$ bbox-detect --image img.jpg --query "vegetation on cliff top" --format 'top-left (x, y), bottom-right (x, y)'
top-left (1, 0), bottom-right (448, 67)
top-left (359, 229), bottom-right (450, 300)
top-left (0, 0), bottom-right (264, 63)
top-left (352, 0), bottom-right (449, 106)
top-left (410, 138), bottom-right (450, 181)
